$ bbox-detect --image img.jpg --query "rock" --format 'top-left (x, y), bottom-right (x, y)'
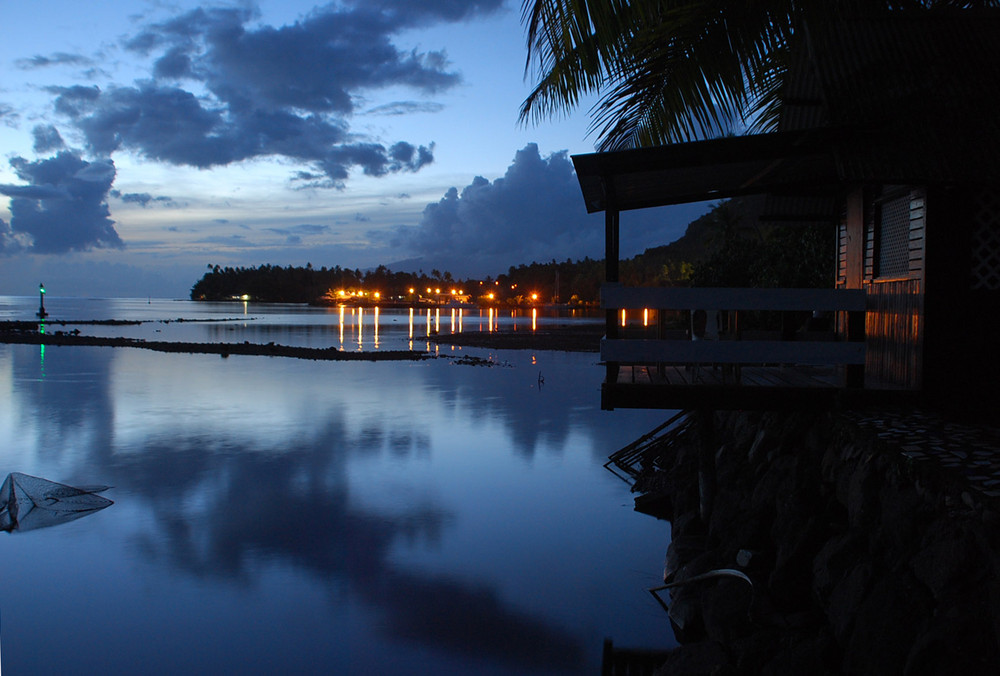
top-left (825, 562), bottom-right (873, 643)
top-left (904, 596), bottom-right (999, 676)
top-left (769, 514), bottom-right (824, 609)
top-left (909, 519), bottom-right (985, 600)
top-left (846, 454), bottom-right (880, 527)
top-left (759, 631), bottom-right (839, 676)
top-left (748, 429), bottom-right (769, 464)
top-left (812, 532), bottom-right (866, 601)
top-left (701, 576), bottom-right (755, 643)
top-left (652, 641), bottom-right (731, 676)
top-left (668, 591), bottom-right (707, 644)
top-left (876, 481), bottom-right (929, 558)
top-left (844, 572), bottom-right (932, 675)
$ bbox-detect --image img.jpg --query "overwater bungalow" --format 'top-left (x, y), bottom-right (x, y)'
top-left (573, 13), bottom-right (1000, 411)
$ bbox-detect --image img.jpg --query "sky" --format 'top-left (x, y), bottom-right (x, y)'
top-left (1, 0), bottom-right (707, 298)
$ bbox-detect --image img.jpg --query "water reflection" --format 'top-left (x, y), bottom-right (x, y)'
top-left (2, 296), bottom-right (602, 355)
top-left (0, 327), bottom-right (671, 674)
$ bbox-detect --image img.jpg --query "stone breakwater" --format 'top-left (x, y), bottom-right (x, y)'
top-left (633, 410), bottom-right (1000, 675)
top-left (0, 323), bottom-right (427, 362)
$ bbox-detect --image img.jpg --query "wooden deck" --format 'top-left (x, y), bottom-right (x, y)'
top-left (617, 364), bottom-right (841, 388)
top-left (602, 363), bottom-right (885, 410)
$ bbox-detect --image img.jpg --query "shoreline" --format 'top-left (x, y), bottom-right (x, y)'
top-left (0, 320), bottom-right (604, 359)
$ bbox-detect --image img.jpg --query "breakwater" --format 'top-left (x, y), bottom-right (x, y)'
top-left (633, 409), bottom-right (1000, 675)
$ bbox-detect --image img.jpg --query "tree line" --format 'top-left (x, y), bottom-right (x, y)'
top-left (190, 200), bottom-right (833, 304)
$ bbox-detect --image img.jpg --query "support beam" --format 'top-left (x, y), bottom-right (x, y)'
top-left (605, 182), bottom-right (620, 385)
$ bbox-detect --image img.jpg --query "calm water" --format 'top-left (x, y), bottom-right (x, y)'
top-left (0, 298), bottom-right (676, 675)
top-left (0, 295), bottom-right (603, 352)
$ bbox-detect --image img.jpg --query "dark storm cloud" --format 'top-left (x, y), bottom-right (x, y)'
top-left (385, 144), bottom-right (592, 270)
top-left (0, 151), bottom-right (122, 254)
top-left (32, 124), bottom-right (65, 153)
top-left (384, 143), bottom-right (696, 275)
top-left (341, 0), bottom-right (505, 24)
top-left (0, 219), bottom-right (22, 254)
top-left (40, 2), bottom-right (496, 184)
top-left (49, 84), bottom-right (101, 117)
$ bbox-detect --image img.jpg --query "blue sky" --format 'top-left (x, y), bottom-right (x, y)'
top-left (1, 0), bottom-right (706, 298)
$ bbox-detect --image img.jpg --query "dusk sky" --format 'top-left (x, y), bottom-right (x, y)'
top-left (1, 0), bottom-right (707, 298)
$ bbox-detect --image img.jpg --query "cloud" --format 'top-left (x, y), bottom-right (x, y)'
top-left (0, 151), bottom-right (123, 254)
top-left (109, 190), bottom-right (175, 208)
top-left (264, 224), bottom-right (332, 237)
top-left (32, 124), bottom-right (65, 153)
top-left (340, 0), bottom-right (505, 25)
top-left (36, 2), bottom-right (501, 186)
top-left (192, 234), bottom-right (251, 246)
top-left (365, 101), bottom-right (446, 116)
top-left (383, 143), bottom-right (702, 276)
top-left (1, 103), bottom-right (20, 127)
top-left (15, 52), bottom-right (95, 69)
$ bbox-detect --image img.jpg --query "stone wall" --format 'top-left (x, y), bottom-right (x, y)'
top-left (635, 410), bottom-right (1000, 675)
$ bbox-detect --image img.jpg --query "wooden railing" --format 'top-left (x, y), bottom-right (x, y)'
top-left (601, 285), bottom-right (867, 385)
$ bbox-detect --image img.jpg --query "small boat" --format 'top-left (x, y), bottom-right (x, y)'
top-left (0, 472), bottom-right (113, 533)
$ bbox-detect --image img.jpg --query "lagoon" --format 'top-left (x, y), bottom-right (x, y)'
top-left (0, 298), bottom-right (676, 674)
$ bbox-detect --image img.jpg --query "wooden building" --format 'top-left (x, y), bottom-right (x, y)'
top-left (573, 13), bottom-right (1000, 411)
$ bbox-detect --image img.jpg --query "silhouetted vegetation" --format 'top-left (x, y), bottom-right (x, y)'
top-left (190, 200), bottom-right (833, 305)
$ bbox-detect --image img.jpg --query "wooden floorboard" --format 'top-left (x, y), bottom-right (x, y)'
top-left (603, 363), bottom-right (917, 410)
top-left (617, 364), bottom-right (838, 388)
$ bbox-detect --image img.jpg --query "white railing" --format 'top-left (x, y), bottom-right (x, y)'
top-left (601, 284), bottom-right (866, 368)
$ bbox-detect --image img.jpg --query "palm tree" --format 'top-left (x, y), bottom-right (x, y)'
top-left (520, 0), bottom-right (997, 150)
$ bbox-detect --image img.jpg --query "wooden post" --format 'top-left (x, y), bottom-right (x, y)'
top-left (844, 188), bottom-right (866, 388)
top-left (605, 182), bottom-right (620, 386)
top-left (844, 189), bottom-right (864, 291)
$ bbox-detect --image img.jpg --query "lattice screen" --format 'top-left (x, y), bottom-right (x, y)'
top-left (971, 189), bottom-right (1000, 290)
top-left (877, 194), bottom-right (911, 278)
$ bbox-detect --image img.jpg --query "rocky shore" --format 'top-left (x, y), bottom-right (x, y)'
top-left (0, 319), bottom-right (603, 359)
top-left (628, 409), bottom-right (1000, 675)
top-left (0, 321), bottom-right (426, 361)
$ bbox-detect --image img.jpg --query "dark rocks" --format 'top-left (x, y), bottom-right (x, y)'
top-left (844, 572), bottom-right (932, 675)
top-left (642, 409), bottom-right (1000, 676)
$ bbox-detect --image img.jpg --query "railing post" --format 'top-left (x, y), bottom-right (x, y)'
top-left (846, 307), bottom-right (866, 388)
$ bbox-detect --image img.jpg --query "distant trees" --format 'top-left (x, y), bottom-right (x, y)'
top-left (189, 260), bottom-right (612, 305)
top-left (190, 200), bottom-right (832, 304)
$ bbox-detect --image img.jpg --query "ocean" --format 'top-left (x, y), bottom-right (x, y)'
top-left (0, 297), bottom-right (676, 674)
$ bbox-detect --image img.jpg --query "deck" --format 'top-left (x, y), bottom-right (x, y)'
top-left (603, 363), bottom-right (855, 409)
top-left (599, 286), bottom-right (874, 410)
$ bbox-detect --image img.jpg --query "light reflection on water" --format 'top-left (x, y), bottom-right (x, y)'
top-left (0, 296), bottom-right (602, 353)
top-left (0, 299), bottom-right (675, 675)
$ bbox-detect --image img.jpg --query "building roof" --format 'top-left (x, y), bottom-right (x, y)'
top-left (571, 128), bottom-right (844, 214)
top-left (573, 11), bottom-right (1000, 215)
